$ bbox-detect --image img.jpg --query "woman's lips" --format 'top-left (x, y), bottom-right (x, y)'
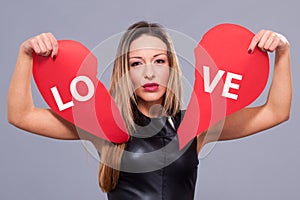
top-left (143, 83), bottom-right (159, 92)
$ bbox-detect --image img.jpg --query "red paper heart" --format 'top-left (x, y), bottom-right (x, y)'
top-left (33, 40), bottom-right (129, 143)
top-left (177, 24), bottom-right (269, 149)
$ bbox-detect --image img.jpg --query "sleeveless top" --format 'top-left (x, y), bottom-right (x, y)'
top-left (107, 109), bottom-right (199, 200)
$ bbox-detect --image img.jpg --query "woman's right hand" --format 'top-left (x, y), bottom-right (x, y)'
top-left (8, 32), bottom-right (83, 141)
top-left (21, 32), bottom-right (58, 58)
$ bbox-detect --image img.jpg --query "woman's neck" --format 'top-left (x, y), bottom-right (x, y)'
top-left (137, 101), bottom-right (167, 118)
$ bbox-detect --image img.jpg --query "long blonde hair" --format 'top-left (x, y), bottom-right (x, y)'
top-left (98, 21), bottom-right (183, 192)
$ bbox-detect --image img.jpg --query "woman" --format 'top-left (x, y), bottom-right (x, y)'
top-left (7, 21), bottom-right (291, 199)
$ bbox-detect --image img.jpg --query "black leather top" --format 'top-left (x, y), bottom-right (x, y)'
top-left (107, 109), bottom-right (199, 200)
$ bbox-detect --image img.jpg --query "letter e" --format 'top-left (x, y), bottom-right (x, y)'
top-left (222, 72), bottom-right (243, 100)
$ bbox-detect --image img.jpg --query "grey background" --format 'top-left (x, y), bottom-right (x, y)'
top-left (1, 0), bottom-right (299, 199)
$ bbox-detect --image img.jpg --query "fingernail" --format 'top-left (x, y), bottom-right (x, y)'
top-left (52, 55), bottom-right (56, 60)
top-left (248, 49), bottom-right (253, 54)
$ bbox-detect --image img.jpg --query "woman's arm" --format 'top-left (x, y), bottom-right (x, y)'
top-left (7, 33), bottom-right (80, 140)
top-left (198, 30), bottom-right (292, 147)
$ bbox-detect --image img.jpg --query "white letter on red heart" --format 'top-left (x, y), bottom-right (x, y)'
top-left (50, 86), bottom-right (74, 111)
top-left (222, 71), bottom-right (243, 100)
top-left (50, 75), bottom-right (95, 111)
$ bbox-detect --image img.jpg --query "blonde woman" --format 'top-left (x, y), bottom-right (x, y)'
top-left (7, 21), bottom-right (291, 200)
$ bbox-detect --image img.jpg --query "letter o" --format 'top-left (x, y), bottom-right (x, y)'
top-left (70, 76), bottom-right (95, 101)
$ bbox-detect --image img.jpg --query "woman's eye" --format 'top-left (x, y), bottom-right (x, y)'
top-left (155, 59), bottom-right (166, 64)
top-left (130, 62), bottom-right (142, 67)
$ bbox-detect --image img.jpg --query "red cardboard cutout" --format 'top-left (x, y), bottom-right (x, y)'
top-left (177, 24), bottom-right (269, 149)
top-left (33, 40), bottom-right (129, 143)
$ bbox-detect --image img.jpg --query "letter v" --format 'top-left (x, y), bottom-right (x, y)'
top-left (203, 65), bottom-right (225, 93)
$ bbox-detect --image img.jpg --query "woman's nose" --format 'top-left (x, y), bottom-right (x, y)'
top-left (143, 64), bottom-right (155, 80)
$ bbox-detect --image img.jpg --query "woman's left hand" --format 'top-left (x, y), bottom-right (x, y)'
top-left (248, 29), bottom-right (289, 54)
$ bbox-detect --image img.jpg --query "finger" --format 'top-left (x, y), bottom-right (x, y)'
top-left (263, 32), bottom-right (277, 50)
top-left (40, 33), bottom-right (53, 52)
top-left (39, 34), bottom-right (54, 57)
top-left (268, 38), bottom-right (281, 52)
top-left (36, 35), bottom-right (48, 54)
top-left (257, 30), bottom-right (271, 51)
top-left (47, 33), bottom-right (58, 58)
top-left (38, 41), bottom-right (51, 56)
top-left (248, 29), bottom-right (265, 53)
top-left (30, 38), bottom-right (42, 54)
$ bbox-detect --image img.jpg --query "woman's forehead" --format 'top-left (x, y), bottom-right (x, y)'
top-left (129, 35), bottom-right (167, 52)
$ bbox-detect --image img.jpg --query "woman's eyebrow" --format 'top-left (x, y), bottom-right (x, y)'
top-left (129, 56), bottom-right (142, 59)
top-left (153, 53), bottom-right (167, 57)
top-left (129, 53), bottom-right (167, 59)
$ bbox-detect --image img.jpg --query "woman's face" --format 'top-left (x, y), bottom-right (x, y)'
top-left (129, 34), bottom-right (170, 108)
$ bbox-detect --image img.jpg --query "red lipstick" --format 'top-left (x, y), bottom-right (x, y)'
top-left (143, 83), bottom-right (159, 92)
